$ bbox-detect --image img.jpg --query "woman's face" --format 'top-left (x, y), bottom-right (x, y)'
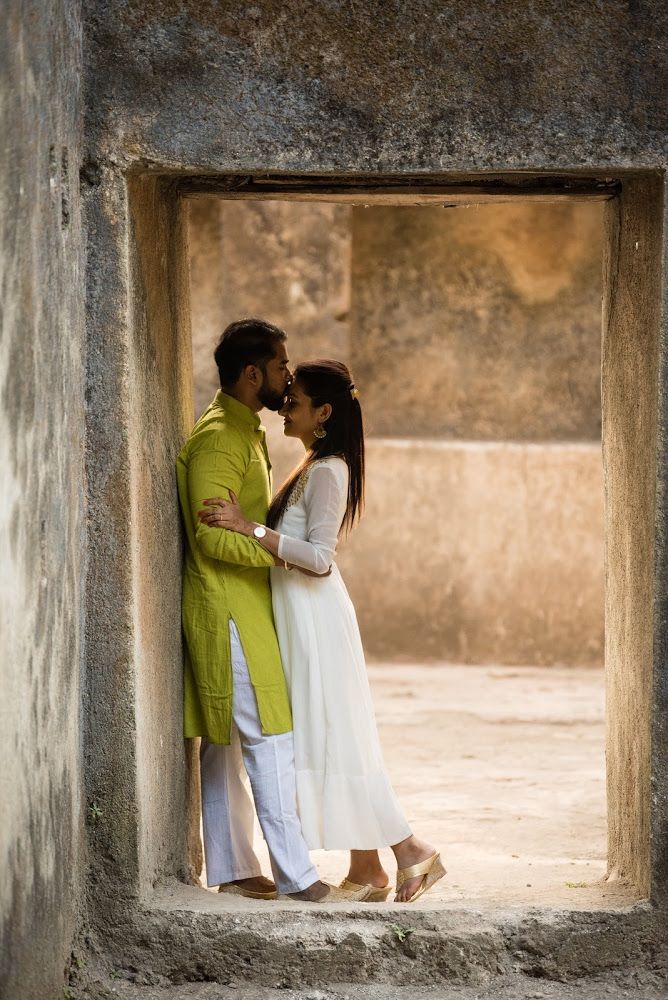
top-left (279, 380), bottom-right (327, 446)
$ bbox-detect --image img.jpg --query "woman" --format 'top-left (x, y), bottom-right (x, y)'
top-left (198, 360), bottom-right (445, 903)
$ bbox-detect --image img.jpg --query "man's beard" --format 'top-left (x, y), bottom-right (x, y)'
top-left (257, 381), bottom-right (285, 411)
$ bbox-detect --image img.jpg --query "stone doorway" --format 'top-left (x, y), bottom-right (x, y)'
top-left (85, 172), bottom-right (664, 938)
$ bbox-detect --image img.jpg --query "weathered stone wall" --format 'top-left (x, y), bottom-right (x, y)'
top-left (0, 0), bottom-right (84, 996)
top-left (83, 173), bottom-right (197, 907)
top-left (187, 199), bottom-right (604, 664)
top-left (128, 177), bottom-right (196, 891)
top-left (82, 1), bottom-right (667, 173)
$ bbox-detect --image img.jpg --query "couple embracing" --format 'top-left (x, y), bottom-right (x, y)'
top-left (177, 318), bottom-right (445, 904)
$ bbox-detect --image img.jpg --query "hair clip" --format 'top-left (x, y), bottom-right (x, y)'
top-left (350, 385), bottom-right (359, 400)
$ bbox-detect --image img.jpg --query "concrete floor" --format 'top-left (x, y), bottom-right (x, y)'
top-left (204, 663), bottom-right (638, 910)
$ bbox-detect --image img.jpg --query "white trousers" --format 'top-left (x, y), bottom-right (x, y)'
top-left (200, 619), bottom-right (318, 894)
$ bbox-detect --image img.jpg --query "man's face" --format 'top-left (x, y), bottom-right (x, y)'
top-left (257, 342), bottom-right (291, 411)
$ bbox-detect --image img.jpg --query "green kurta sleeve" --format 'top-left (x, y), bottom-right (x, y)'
top-left (188, 448), bottom-right (275, 568)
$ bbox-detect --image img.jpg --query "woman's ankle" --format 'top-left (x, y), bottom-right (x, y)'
top-left (346, 868), bottom-right (389, 888)
top-left (392, 836), bottom-right (434, 867)
top-left (346, 849), bottom-right (389, 887)
top-left (346, 862), bottom-right (388, 886)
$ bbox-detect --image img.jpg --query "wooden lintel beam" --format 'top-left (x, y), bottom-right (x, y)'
top-left (176, 172), bottom-right (621, 203)
top-left (183, 189), bottom-right (613, 205)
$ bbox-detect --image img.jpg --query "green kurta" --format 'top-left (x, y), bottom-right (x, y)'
top-left (177, 391), bottom-right (292, 745)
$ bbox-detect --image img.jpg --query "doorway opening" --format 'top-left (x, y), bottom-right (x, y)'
top-left (181, 188), bottom-right (619, 908)
top-left (121, 172), bottom-right (662, 911)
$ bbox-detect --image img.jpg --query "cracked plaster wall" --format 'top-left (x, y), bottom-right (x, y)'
top-left (0, 0), bottom-right (85, 997)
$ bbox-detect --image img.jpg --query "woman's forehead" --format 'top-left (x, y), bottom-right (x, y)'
top-left (290, 381), bottom-right (308, 400)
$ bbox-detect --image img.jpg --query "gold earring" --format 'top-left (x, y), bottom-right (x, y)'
top-left (313, 424), bottom-right (327, 439)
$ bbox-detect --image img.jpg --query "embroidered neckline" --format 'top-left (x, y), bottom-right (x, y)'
top-left (285, 459), bottom-right (329, 511)
top-left (285, 465), bottom-right (313, 511)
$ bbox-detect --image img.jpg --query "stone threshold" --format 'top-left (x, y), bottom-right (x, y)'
top-left (92, 882), bottom-right (666, 989)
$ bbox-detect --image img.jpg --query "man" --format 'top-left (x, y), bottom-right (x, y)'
top-left (177, 318), bottom-right (329, 901)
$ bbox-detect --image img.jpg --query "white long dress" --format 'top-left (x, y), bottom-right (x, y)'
top-left (270, 455), bottom-right (411, 851)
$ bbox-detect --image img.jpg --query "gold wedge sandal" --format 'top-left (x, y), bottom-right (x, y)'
top-left (278, 881), bottom-right (371, 902)
top-left (339, 878), bottom-right (392, 903)
top-left (324, 881), bottom-right (373, 902)
top-left (218, 882), bottom-right (278, 900)
top-left (395, 852), bottom-right (447, 903)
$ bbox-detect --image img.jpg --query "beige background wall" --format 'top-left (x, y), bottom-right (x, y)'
top-left (186, 197), bottom-right (604, 665)
top-left (342, 440), bottom-right (603, 664)
top-left (352, 203), bottom-right (603, 440)
top-left (187, 198), bottom-right (351, 425)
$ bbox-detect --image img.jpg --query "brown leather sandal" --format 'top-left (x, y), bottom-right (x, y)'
top-left (218, 882), bottom-right (277, 900)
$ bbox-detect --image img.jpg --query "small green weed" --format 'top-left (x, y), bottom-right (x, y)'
top-left (89, 801), bottom-right (103, 823)
top-left (389, 923), bottom-right (414, 943)
top-left (565, 881), bottom-right (588, 888)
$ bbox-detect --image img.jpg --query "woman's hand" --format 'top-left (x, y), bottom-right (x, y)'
top-left (197, 491), bottom-right (253, 535)
top-left (198, 493), bottom-right (332, 575)
top-left (296, 565), bottom-right (333, 578)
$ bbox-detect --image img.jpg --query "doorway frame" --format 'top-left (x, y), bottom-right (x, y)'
top-left (83, 168), bottom-right (667, 911)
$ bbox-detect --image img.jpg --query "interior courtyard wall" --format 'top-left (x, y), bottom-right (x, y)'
top-left (187, 196), bottom-right (351, 478)
top-left (187, 199), bottom-right (604, 664)
top-left (352, 203), bottom-right (603, 441)
top-left (345, 440), bottom-right (603, 664)
top-left (0, 0), bottom-right (85, 996)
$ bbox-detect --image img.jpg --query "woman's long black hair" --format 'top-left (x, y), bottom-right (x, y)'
top-left (267, 360), bottom-right (365, 533)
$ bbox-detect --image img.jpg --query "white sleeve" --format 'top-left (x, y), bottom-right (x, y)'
top-left (277, 463), bottom-right (346, 574)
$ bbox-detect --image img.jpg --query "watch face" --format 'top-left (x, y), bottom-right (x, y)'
top-left (254, 525), bottom-right (267, 539)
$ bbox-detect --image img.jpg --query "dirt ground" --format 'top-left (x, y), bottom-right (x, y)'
top-left (204, 663), bottom-right (636, 910)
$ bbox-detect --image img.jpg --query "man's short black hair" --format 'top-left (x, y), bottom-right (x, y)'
top-left (214, 318), bottom-right (287, 388)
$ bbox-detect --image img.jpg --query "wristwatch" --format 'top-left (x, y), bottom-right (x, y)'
top-left (253, 524), bottom-right (267, 540)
